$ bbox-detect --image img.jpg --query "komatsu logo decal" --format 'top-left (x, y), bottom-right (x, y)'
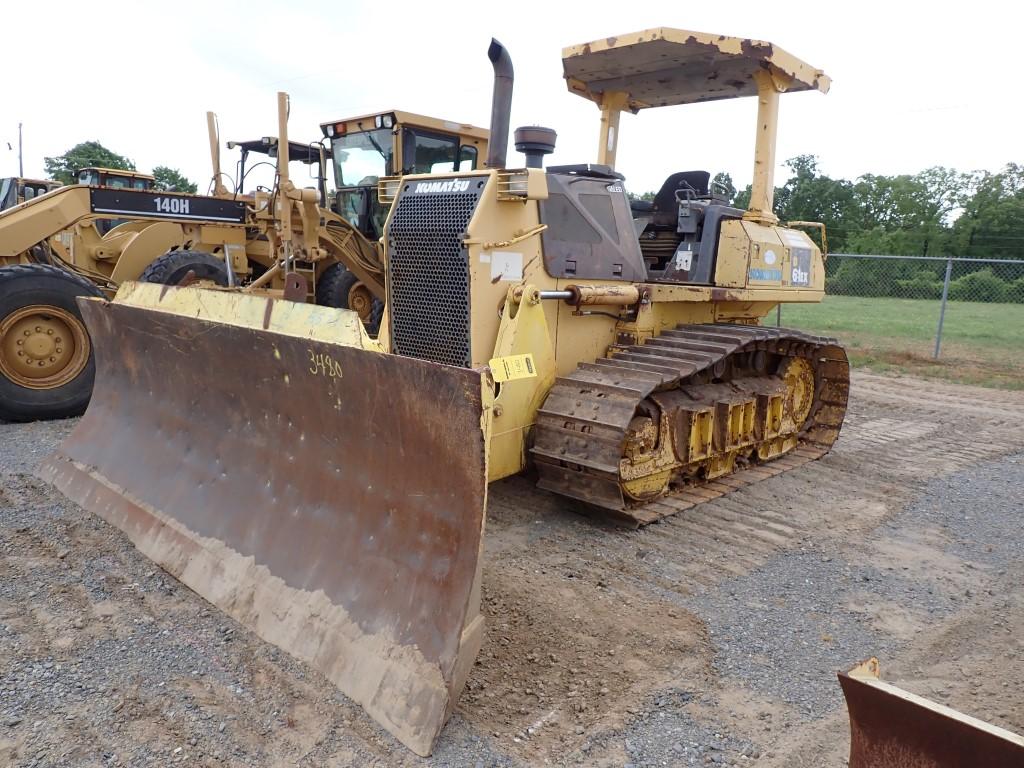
top-left (413, 179), bottom-right (471, 194)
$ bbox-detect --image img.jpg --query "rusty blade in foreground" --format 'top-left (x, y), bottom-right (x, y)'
top-left (37, 284), bottom-right (490, 756)
top-left (840, 658), bottom-right (1024, 767)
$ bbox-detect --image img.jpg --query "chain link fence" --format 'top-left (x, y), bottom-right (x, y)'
top-left (776, 254), bottom-right (1024, 386)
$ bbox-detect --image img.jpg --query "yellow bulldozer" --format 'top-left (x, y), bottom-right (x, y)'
top-left (0, 100), bottom-right (488, 421)
top-left (42, 28), bottom-right (850, 754)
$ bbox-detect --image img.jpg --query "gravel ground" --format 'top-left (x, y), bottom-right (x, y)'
top-left (688, 453), bottom-right (1023, 723)
top-left (2, 372), bottom-right (1024, 767)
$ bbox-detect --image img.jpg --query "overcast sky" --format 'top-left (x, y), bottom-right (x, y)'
top-left (4, 0), bottom-right (1018, 196)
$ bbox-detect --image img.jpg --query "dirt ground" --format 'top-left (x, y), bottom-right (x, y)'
top-left (2, 370), bottom-right (1023, 767)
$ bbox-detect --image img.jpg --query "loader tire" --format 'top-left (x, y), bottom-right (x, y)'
top-left (316, 262), bottom-right (384, 335)
top-left (139, 250), bottom-right (230, 287)
top-left (0, 264), bottom-right (105, 422)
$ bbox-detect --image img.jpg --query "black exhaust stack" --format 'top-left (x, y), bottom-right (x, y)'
top-left (486, 39), bottom-right (514, 169)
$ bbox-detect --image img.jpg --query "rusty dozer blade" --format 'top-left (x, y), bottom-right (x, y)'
top-left (37, 282), bottom-right (490, 756)
top-left (839, 658), bottom-right (1024, 767)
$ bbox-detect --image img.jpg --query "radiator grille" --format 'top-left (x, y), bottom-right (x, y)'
top-left (387, 181), bottom-right (483, 367)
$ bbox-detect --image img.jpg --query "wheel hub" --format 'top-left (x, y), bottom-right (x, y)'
top-left (348, 283), bottom-right (374, 322)
top-left (0, 305), bottom-right (90, 389)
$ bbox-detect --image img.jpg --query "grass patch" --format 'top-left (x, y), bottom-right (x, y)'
top-left (778, 295), bottom-right (1024, 389)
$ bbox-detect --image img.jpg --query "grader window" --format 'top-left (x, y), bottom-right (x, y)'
top-left (331, 128), bottom-right (394, 187)
top-left (0, 179), bottom-right (14, 210)
top-left (402, 129), bottom-right (460, 174)
top-left (458, 145), bottom-right (478, 171)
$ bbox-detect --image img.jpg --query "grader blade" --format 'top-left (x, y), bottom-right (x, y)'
top-left (38, 283), bottom-right (490, 756)
top-left (840, 659), bottom-right (1024, 767)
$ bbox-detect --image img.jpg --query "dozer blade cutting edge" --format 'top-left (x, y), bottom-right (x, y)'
top-left (840, 658), bottom-right (1024, 767)
top-left (37, 282), bottom-right (491, 756)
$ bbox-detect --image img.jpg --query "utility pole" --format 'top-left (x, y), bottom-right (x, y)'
top-left (18, 123), bottom-right (23, 177)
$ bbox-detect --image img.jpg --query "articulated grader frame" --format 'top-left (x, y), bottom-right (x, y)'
top-left (43, 29), bottom-right (850, 754)
top-left (0, 98), bottom-right (380, 297)
top-left (0, 96), bottom-right (378, 422)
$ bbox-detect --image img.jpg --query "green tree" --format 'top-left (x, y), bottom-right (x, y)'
top-left (734, 184), bottom-right (751, 210)
top-left (724, 155), bottom-right (1019, 301)
top-left (44, 141), bottom-right (135, 184)
top-left (152, 166), bottom-right (198, 193)
top-left (774, 155), bottom-right (856, 251)
top-left (951, 163), bottom-right (1024, 261)
top-left (850, 166), bottom-right (968, 256)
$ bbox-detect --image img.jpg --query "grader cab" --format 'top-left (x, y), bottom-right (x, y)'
top-left (323, 110), bottom-right (488, 239)
top-left (42, 29), bottom-right (847, 755)
top-left (319, 111), bottom-right (488, 323)
top-left (74, 167), bottom-right (155, 190)
top-left (0, 177), bottom-right (62, 211)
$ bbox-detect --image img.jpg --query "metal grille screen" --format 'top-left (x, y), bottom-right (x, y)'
top-left (387, 181), bottom-right (483, 367)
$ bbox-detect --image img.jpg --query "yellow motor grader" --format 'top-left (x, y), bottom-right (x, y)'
top-left (0, 100), bottom-right (487, 421)
top-left (0, 122), bottom-right (329, 422)
top-left (43, 29), bottom-right (849, 755)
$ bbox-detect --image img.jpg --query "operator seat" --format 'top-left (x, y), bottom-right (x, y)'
top-left (650, 171), bottom-right (711, 225)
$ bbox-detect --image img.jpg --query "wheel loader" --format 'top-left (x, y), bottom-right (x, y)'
top-left (0, 100), bottom-right (488, 421)
top-left (41, 28), bottom-right (849, 755)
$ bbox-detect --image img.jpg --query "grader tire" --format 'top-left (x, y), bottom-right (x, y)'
top-left (139, 250), bottom-right (230, 287)
top-left (316, 262), bottom-right (384, 334)
top-left (0, 264), bottom-right (104, 422)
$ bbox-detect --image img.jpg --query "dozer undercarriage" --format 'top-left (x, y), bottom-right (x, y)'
top-left (43, 28), bottom-right (849, 755)
top-left (534, 326), bottom-right (848, 525)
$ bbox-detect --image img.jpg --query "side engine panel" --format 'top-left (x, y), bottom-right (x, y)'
top-left (538, 172), bottom-right (647, 282)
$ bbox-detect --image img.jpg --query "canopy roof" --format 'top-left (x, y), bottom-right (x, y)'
top-left (562, 27), bottom-right (830, 111)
